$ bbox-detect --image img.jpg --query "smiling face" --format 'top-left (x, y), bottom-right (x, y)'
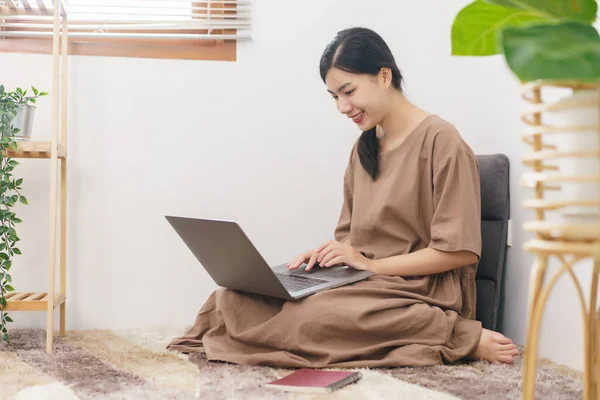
top-left (325, 67), bottom-right (392, 131)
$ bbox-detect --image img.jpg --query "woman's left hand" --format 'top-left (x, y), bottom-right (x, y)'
top-left (313, 240), bottom-right (372, 271)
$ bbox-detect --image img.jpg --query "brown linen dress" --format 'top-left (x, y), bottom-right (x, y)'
top-left (167, 114), bottom-right (484, 367)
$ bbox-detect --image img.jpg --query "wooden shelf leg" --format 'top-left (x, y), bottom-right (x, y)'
top-left (59, 158), bottom-right (66, 337)
top-left (46, 0), bottom-right (61, 354)
top-left (46, 162), bottom-right (58, 353)
top-left (587, 257), bottom-right (600, 400)
top-left (597, 306), bottom-right (600, 400)
top-left (592, 84), bottom-right (600, 400)
top-left (59, 10), bottom-right (68, 339)
top-left (522, 255), bottom-right (548, 400)
top-left (46, 160), bottom-right (58, 354)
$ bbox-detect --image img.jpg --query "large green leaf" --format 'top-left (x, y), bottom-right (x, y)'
top-left (486, 0), bottom-right (597, 22)
top-left (501, 22), bottom-right (600, 82)
top-left (452, 0), bottom-right (549, 56)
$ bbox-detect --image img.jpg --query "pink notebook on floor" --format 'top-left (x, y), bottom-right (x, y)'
top-left (264, 368), bottom-right (362, 393)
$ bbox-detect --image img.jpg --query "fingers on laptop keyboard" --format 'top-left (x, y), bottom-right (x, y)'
top-left (288, 250), bottom-right (314, 270)
top-left (306, 252), bottom-right (320, 271)
top-left (288, 255), bottom-right (304, 270)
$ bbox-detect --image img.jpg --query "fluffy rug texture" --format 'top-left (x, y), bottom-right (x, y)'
top-left (0, 327), bottom-right (583, 399)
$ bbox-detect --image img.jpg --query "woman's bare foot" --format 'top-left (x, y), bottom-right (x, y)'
top-left (471, 329), bottom-right (519, 364)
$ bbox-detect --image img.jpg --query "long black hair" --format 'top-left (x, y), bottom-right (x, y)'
top-left (319, 27), bottom-right (404, 180)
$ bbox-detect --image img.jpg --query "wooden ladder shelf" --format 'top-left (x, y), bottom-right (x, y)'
top-left (0, 0), bottom-right (69, 353)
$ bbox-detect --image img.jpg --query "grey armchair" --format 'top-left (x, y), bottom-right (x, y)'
top-left (475, 154), bottom-right (510, 331)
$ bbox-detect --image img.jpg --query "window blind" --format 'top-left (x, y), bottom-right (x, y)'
top-left (0, 0), bottom-right (252, 41)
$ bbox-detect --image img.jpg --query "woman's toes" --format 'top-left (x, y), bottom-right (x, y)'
top-left (500, 343), bottom-right (515, 351)
top-left (499, 354), bottom-right (514, 364)
top-left (493, 332), bottom-right (512, 345)
top-left (500, 349), bottom-right (517, 356)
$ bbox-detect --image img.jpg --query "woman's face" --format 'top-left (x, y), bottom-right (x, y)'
top-left (325, 67), bottom-right (391, 131)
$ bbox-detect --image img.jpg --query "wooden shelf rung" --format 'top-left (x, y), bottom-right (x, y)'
top-left (522, 160), bottom-right (560, 171)
top-left (524, 221), bottom-right (600, 242)
top-left (3, 141), bottom-right (67, 159)
top-left (543, 185), bottom-right (562, 191)
top-left (2, 292), bottom-right (65, 311)
top-left (522, 172), bottom-right (600, 185)
top-left (0, 0), bottom-right (66, 16)
top-left (13, 292), bottom-right (32, 301)
top-left (523, 150), bottom-right (600, 162)
top-left (524, 239), bottom-right (600, 257)
top-left (522, 199), bottom-right (600, 210)
top-left (0, 6), bottom-right (50, 16)
top-left (20, 293), bottom-right (37, 301)
top-left (25, 292), bottom-right (46, 301)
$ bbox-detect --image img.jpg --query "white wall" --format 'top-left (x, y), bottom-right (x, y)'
top-left (0, 0), bottom-right (586, 371)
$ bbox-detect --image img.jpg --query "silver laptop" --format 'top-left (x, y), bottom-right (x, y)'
top-left (165, 216), bottom-right (373, 300)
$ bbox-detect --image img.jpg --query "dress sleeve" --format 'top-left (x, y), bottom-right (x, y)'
top-left (334, 143), bottom-right (356, 245)
top-left (428, 128), bottom-right (482, 259)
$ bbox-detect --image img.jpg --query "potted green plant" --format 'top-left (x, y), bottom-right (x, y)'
top-left (0, 85), bottom-right (46, 344)
top-left (451, 0), bottom-right (600, 221)
top-left (0, 86), bottom-right (47, 141)
top-left (451, 0), bottom-right (598, 81)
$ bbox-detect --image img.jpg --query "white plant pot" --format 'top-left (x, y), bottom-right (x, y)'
top-left (546, 88), bottom-right (599, 223)
top-left (10, 104), bottom-right (36, 141)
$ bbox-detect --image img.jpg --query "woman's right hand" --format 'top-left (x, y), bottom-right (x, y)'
top-left (287, 249), bottom-right (320, 271)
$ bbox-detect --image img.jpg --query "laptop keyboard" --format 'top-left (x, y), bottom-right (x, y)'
top-left (275, 273), bottom-right (329, 292)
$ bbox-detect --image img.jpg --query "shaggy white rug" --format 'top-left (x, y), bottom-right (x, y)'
top-left (0, 327), bottom-right (583, 399)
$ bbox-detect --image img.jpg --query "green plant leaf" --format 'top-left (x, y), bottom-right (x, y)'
top-left (12, 248), bottom-right (21, 255)
top-left (5, 273), bottom-right (11, 282)
top-left (486, 0), bottom-right (597, 22)
top-left (2, 333), bottom-right (9, 344)
top-left (501, 21), bottom-right (600, 82)
top-left (19, 196), bottom-right (27, 205)
top-left (15, 178), bottom-right (22, 186)
top-left (5, 285), bottom-right (14, 291)
top-left (0, 253), bottom-right (8, 260)
top-left (0, 297), bottom-right (6, 308)
top-left (0, 272), bottom-right (4, 281)
top-left (32, 86), bottom-right (39, 96)
top-left (452, 0), bottom-right (549, 56)
top-left (5, 316), bottom-right (13, 322)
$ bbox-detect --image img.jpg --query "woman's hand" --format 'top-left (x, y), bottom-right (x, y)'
top-left (287, 249), bottom-right (319, 271)
top-left (314, 240), bottom-right (372, 271)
